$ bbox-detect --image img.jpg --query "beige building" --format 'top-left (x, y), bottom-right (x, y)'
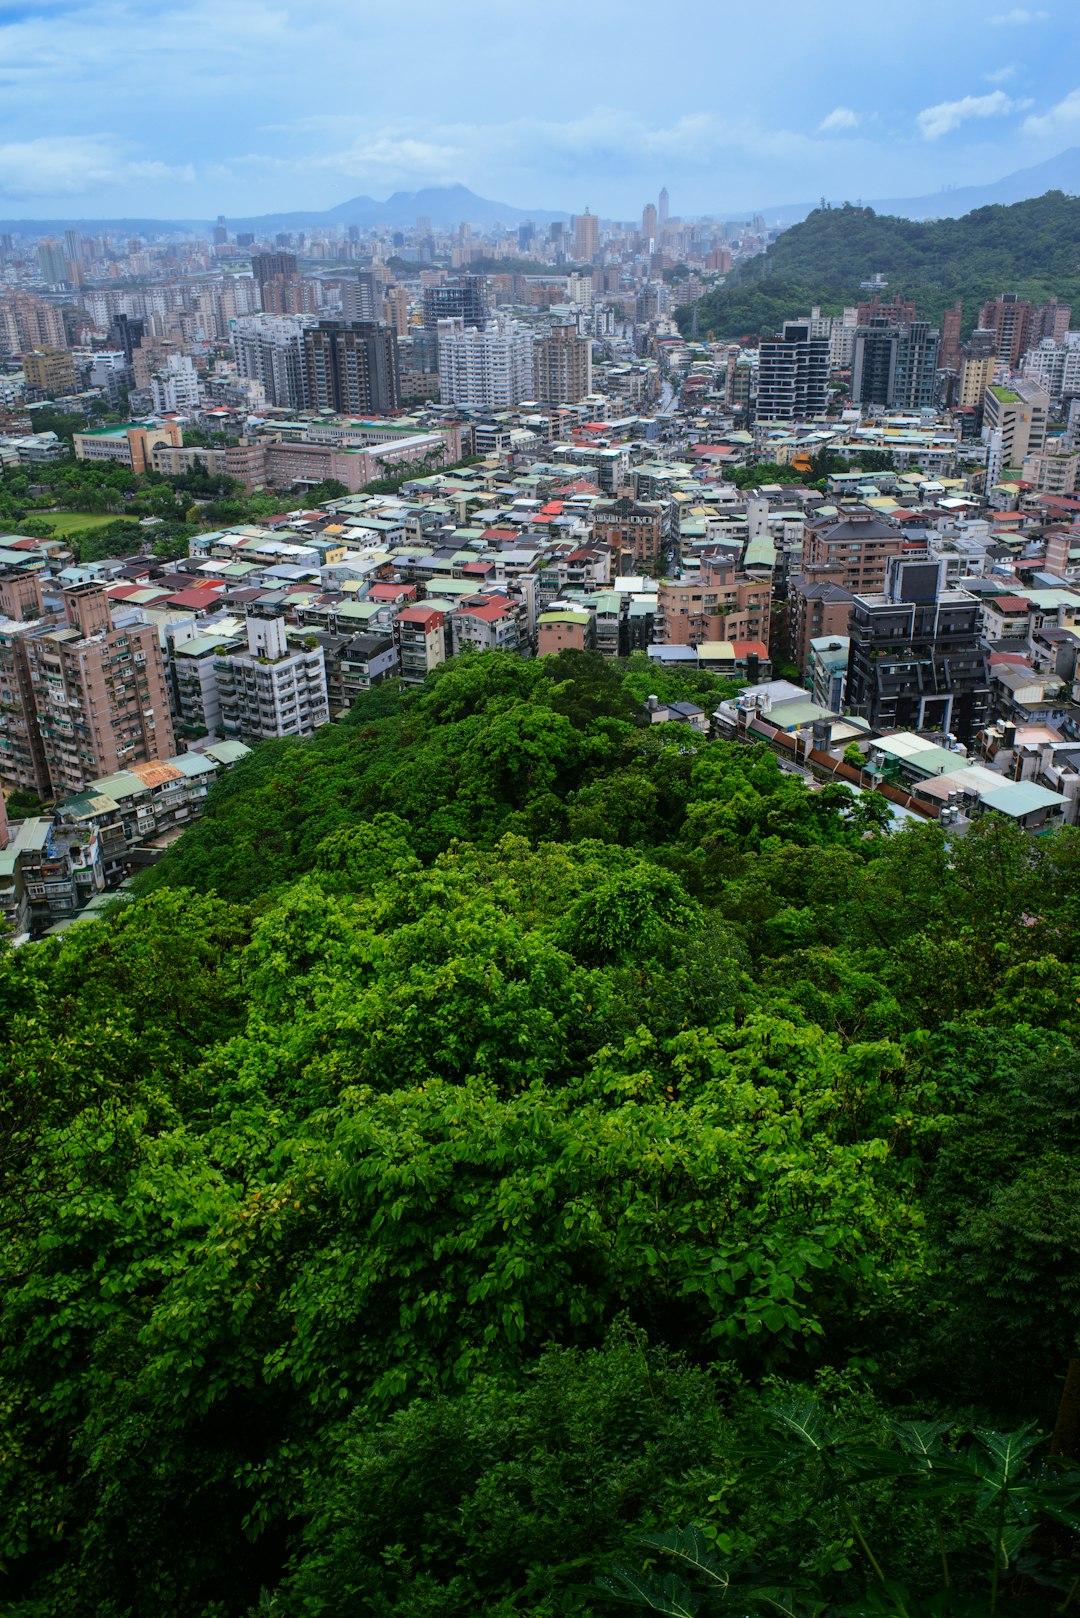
top-left (573, 209), bottom-right (599, 262)
top-left (535, 324), bottom-right (592, 407)
top-left (72, 420), bottom-right (183, 473)
top-left (799, 506), bottom-right (906, 594)
top-left (983, 380), bottom-right (1049, 479)
top-left (23, 348), bottom-right (76, 396)
top-left (959, 352), bottom-right (997, 410)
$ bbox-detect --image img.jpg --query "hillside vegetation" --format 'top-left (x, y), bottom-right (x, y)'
top-left (680, 189), bottom-right (1080, 340)
top-left (4, 651), bottom-right (1080, 1617)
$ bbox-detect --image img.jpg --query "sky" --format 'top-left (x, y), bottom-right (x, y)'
top-left (1, 0), bottom-right (1079, 221)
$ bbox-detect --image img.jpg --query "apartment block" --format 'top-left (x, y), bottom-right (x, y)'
top-left (1, 581), bottom-right (176, 798)
top-left (214, 613), bottom-right (329, 741)
top-left (22, 348), bottom-right (76, 396)
top-left (756, 321), bottom-right (830, 422)
top-left (591, 495), bottom-right (665, 572)
top-left (304, 320), bottom-right (401, 415)
top-left (656, 556), bottom-right (772, 648)
top-left (845, 555), bottom-right (991, 741)
top-left (437, 315), bottom-right (535, 410)
top-left (535, 323), bottom-right (592, 406)
top-left (983, 380), bottom-right (1049, 481)
top-left (395, 604), bottom-right (449, 683)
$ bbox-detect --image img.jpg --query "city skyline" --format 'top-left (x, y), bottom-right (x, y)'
top-left (1, 0), bottom-right (1080, 218)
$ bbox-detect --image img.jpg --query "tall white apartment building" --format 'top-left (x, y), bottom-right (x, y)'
top-left (437, 315), bottom-right (535, 410)
top-left (231, 314), bottom-right (311, 410)
top-left (214, 614), bottom-right (329, 742)
top-left (150, 353), bottom-right (201, 415)
top-left (1022, 335), bottom-right (1080, 410)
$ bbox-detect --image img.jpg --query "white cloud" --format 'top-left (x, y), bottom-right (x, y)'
top-left (984, 64), bottom-right (1016, 82)
top-left (916, 89), bottom-right (1029, 139)
top-left (1022, 86), bottom-right (1080, 138)
top-left (989, 7), bottom-right (1048, 21)
top-left (0, 134), bottom-right (195, 199)
top-left (818, 106), bottom-right (859, 132)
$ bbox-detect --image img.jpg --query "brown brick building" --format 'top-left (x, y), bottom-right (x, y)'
top-left (591, 495), bottom-right (665, 572)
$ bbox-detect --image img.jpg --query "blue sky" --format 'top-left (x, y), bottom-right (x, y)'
top-left (0, 0), bottom-right (1078, 219)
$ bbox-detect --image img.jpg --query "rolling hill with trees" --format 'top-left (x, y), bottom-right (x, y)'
top-left (3, 651), bottom-right (1080, 1617)
top-left (681, 189), bottom-right (1080, 341)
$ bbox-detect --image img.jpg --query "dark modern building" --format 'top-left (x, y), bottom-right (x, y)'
top-left (851, 318), bottom-right (940, 410)
top-left (845, 554), bottom-right (991, 740)
top-left (422, 276), bottom-right (489, 332)
top-left (756, 320), bottom-right (830, 421)
top-left (303, 321), bottom-right (401, 415)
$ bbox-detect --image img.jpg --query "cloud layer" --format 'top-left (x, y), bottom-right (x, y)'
top-left (0, 0), bottom-right (1074, 217)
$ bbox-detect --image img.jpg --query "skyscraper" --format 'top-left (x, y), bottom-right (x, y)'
top-left (303, 321), bottom-right (401, 415)
top-left (658, 187), bottom-right (670, 227)
top-left (341, 270), bottom-right (379, 323)
top-left (534, 322), bottom-right (592, 406)
top-left (641, 203), bottom-right (658, 243)
top-left (252, 251), bottom-right (306, 315)
top-left (573, 209), bottom-right (599, 263)
top-left (37, 239), bottom-right (68, 287)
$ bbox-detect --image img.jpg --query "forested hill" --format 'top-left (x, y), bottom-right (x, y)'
top-left (680, 188), bottom-right (1080, 341)
top-left (4, 650), bottom-right (1080, 1618)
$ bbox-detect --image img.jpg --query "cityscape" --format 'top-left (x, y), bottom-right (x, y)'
top-left (5, 3), bottom-right (1080, 1614)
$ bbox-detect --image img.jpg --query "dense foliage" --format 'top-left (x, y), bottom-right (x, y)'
top-left (3, 650), bottom-right (1080, 1616)
top-left (681, 191), bottom-right (1080, 340)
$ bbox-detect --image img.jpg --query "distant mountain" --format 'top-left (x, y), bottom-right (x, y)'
top-left (0, 184), bottom-right (569, 237)
top-left (757, 147), bottom-right (1080, 228)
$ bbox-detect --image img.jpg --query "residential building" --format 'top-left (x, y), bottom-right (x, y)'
top-left (396, 604), bottom-right (448, 683)
top-left (573, 209), bottom-right (600, 262)
top-left (978, 294), bottom-right (1033, 368)
top-left (150, 353), bottom-right (201, 415)
top-left (303, 320), bottom-right (401, 414)
top-left (756, 321), bottom-right (829, 421)
top-left (0, 291), bottom-right (67, 353)
top-left (253, 251), bottom-right (307, 315)
top-left (655, 556), bottom-right (772, 647)
top-left (437, 315), bottom-right (535, 410)
top-left (799, 505), bottom-right (906, 594)
top-left (592, 495), bottom-right (665, 573)
top-left (982, 379), bottom-right (1049, 481)
top-left (37, 239), bottom-right (68, 287)
top-left (231, 314), bottom-right (311, 409)
top-left (170, 629), bottom-right (242, 736)
top-left (22, 349), bottom-right (75, 397)
top-left (2, 581), bottom-right (176, 798)
top-left (450, 592), bottom-right (530, 656)
top-left (959, 328), bottom-right (998, 410)
top-left (851, 318), bottom-right (940, 410)
top-left (787, 579), bottom-right (856, 672)
top-left (537, 609), bottom-right (594, 655)
top-left (214, 611), bottom-right (329, 741)
top-left (422, 276), bottom-right (489, 332)
top-left (845, 555), bottom-right (991, 741)
top-left (534, 322), bottom-right (592, 406)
